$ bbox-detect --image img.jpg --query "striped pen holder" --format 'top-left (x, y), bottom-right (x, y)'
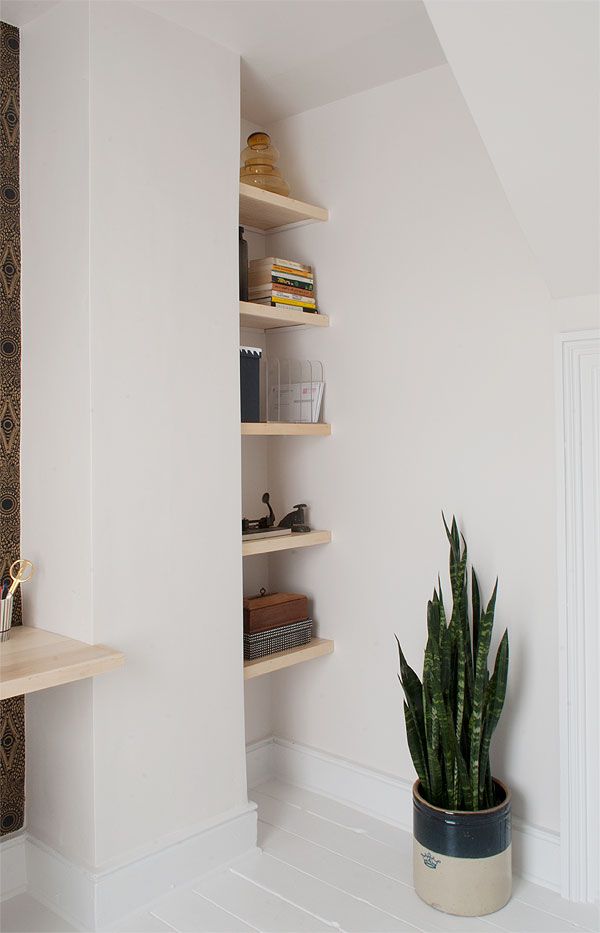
top-left (1, 594), bottom-right (13, 642)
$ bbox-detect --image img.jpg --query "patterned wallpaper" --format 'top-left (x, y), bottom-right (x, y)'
top-left (0, 20), bottom-right (24, 837)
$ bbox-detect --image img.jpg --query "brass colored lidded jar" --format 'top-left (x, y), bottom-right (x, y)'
top-left (240, 132), bottom-right (290, 197)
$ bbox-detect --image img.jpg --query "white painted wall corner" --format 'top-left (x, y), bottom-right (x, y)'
top-left (247, 737), bottom-right (561, 894)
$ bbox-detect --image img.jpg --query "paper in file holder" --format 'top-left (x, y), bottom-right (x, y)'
top-left (263, 358), bottom-right (324, 424)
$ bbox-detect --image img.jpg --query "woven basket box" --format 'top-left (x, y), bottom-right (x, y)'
top-left (244, 619), bottom-right (312, 660)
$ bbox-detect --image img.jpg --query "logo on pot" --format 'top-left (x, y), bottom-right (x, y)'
top-left (421, 851), bottom-right (441, 869)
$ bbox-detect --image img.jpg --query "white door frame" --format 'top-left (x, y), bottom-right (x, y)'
top-left (555, 329), bottom-right (600, 903)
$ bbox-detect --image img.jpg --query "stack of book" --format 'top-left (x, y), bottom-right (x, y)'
top-left (248, 257), bottom-right (317, 314)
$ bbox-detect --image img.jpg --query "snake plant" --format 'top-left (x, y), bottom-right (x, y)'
top-left (397, 516), bottom-right (509, 811)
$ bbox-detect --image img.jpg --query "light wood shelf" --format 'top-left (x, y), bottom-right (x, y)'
top-left (242, 529), bottom-right (331, 557)
top-left (0, 626), bottom-right (124, 700)
top-left (244, 637), bottom-right (334, 680)
top-left (240, 183), bottom-right (328, 232)
top-left (241, 422), bottom-right (331, 437)
top-left (240, 301), bottom-right (329, 330)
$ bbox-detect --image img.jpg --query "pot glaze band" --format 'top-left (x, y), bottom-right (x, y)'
top-left (413, 781), bottom-right (511, 860)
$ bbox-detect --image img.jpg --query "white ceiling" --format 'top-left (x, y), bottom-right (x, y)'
top-left (0, 0), bottom-right (60, 25)
top-left (137, 0), bottom-right (446, 125)
top-left (426, 0), bottom-right (599, 300)
top-left (1, 1), bottom-right (445, 124)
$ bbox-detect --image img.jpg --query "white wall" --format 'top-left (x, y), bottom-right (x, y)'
top-left (21, 0), bottom-right (96, 867)
top-left (256, 62), bottom-right (576, 834)
top-left (21, 0), bottom-right (248, 871)
top-left (425, 0), bottom-right (599, 301)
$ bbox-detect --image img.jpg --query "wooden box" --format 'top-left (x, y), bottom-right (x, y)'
top-left (243, 591), bottom-right (308, 634)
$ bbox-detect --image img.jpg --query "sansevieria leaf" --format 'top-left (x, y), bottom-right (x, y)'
top-left (469, 580), bottom-right (498, 808)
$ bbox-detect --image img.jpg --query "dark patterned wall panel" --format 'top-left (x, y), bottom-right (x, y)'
top-left (0, 20), bottom-right (24, 837)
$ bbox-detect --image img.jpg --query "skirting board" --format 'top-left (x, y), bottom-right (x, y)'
top-left (25, 803), bottom-right (257, 931)
top-left (247, 736), bottom-right (561, 894)
top-left (0, 832), bottom-right (27, 901)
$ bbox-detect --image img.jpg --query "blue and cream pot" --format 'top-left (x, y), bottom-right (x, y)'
top-left (413, 779), bottom-right (512, 916)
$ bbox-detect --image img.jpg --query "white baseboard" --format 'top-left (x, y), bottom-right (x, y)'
top-left (26, 802), bottom-right (257, 930)
top-left (247, 736), bottom-right (561, 894)
top-left (0, 832), bottom-right (27, 901)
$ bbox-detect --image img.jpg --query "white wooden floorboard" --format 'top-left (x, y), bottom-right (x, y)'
top-left (193, 861), bottom-right (333, 932)
top-left (150, 886), bottom-right (257, 933)
top-left (251, 789), bottom-right (414, 884)
top-left (0, 893), bottom-right (76, 933)
top-left (111, 909), bottom-right (174, 932)
top-left (257, 821), bottom-right (496, 933)
top-left (511, 876), bottom-right (599, 931)
top-left (229, 849), bottom-right (420, 932)
top-left (255, 779), bottom-right (410, 852)
top-left (483, 898), bottom-right (586, 933)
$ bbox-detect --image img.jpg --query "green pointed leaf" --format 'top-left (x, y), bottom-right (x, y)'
top-left (403, 700), bottom-right (430, 798)
top-left (478, 630), bottom-right (509, 803)
top-left (469, 580), bottom-right (498, 807)
top-left (472, 568), bottom-right (481, 667)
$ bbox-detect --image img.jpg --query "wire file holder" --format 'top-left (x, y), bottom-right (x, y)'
top-left (263, 357), bottom-right (325, 424)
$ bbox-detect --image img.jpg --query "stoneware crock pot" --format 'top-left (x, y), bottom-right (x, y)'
top-left (412, 779), bottom-right (512, 916)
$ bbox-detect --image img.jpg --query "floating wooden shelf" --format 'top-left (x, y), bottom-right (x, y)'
top-left (240, 301), bottom-right (329, 330)
top-left (0, 626), bottom-right (124, 700)
top-left (243, 529), bottom-right (331, 557)
top-left (244, 637), bottom-right (334, 680)
top-left (239, 183), bottom-right (328, 232)
top-left (241, 422), bottom-right (331, 437)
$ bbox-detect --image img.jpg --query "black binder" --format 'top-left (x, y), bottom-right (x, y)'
top-left (240, 347), bottom-right (261, 422)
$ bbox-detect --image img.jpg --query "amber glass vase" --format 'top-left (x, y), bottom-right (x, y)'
top-left (240, 132), bottom-right (290, 197)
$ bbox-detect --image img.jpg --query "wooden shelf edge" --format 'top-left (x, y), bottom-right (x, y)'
top-left (244, 637), bottom-right (334, 679)
top-left (0, 626), bottom-right (125, 700)
top-left (242, 529), bottom-right (331, 557)
top-left (239, 183), bottom-right (328, 231)
top-left (240, 301), bottom-right (329, 330)
top-left (241, 422), bottom-right (331, 436)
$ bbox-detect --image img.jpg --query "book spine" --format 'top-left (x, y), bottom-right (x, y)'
top-left (250, 257), bottom-right (312, 274)
top-left (274, 257), bottom-right (312, 273)
top-left (249, 284), bottom-right (315, 299)
top-left (249, 274), bottom-right (314, 290)
top-left (270, 289), bottom-right (315, 304)
top-left (271, 265), bottom-right (313, 278)
top-left (264, 300), bottom-right (318, 312)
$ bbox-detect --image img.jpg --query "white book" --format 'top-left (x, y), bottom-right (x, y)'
top-left (250, 257), bottom-right (312, 274)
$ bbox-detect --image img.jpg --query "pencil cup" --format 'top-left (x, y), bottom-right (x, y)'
top-left (1, 595), bottom-right (13, 642)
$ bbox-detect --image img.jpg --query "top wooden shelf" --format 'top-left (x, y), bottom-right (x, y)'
top-left (0, 626), bottom-right (124, 700)
top-left (240, 301), bottom-right (329, 330)
top-left (239, 183), bottom-right (329, 232)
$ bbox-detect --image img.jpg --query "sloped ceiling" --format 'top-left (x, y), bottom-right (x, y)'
top-left (426, 0), bottom-right (599, 300)
top-left (136, 0), bottom-right (446, 125)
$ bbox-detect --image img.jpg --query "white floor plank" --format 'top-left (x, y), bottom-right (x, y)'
top-left (258, 821), bottom-right (498, 933)
top-left (511, 876), bottom-right (598, 931)
top-left (229, 848), bottom-right (421, 932)
top-left (483, 898), bottom-right (590, 933)
top-left (111, 909), bottom-right (174, 932)
top-left (193, 863), bottom-right (333, 932)
top-left (150, 886), bottom-right (257, 933)
top-left (254, 780), bottom-right (410, 852)
top-left (0, 894), bottom-right (76, 933)
top-left (252, 789), bottom-right (415, 886)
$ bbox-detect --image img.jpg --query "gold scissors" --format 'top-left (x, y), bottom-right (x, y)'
top-left (8, 559), bottom-right (35, 597)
